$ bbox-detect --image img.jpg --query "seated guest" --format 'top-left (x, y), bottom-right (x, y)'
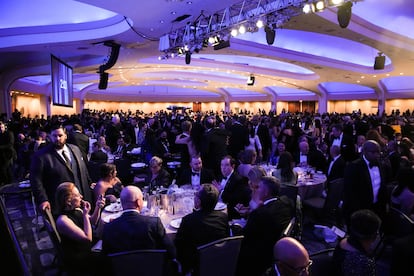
top-left (390, 166), bottom-right (414, 219)
top-left (237, 148), bottom-right (257, 178)
top-left (133, 156), bottom-right (171, 193)
top-left (235, 165), bottom-right (267, 217)
top-left (94, 163), bottom-right (123, 204)
top-left (97, 135), bottom-right (112, 155)
top-left (294, 141), bottom-right (327, 172)
top-left (55, 182), bottom-right (106, 274)
top-left (177, 155), bottom-right (215, 189)
top-left (263, 237), bottom-right (311, 276)
top-left (102, 186), bottom-right (176, 258)
top-left (272, 151), bottom-right (298, 186)
top-left (332, 209), bottom-right (381, 276)
top-left (89, 141), bottom-right (108, 164)
top-left (175, 184), bottom-right (230, 274)
top-left (212, 155), bottom-right (251, 220)
top-left (237, 176), bottom-right (294, 276)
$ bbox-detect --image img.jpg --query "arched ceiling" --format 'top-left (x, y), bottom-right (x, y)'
top-left (0, 0), bottom-right (413, 103)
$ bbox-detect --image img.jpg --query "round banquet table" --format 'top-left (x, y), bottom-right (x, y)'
top-left (295, 168), bottom-right (327, 200)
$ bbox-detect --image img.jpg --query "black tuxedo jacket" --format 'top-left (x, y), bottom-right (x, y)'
top-left (221, 172), bottom-right (251, 220)
top-left (67, 131), bottom-right (89, 161)
top-left (89, 150), bottom-right (108, 164)
top-left (327, 155), bottom-right (346, 182)
top-left (30, 143), bottom-right (92, 209)
top-left (175, 209), bottom-right (230, 273)
top-left (177, 167), bottom-right (215, 186)
top-left (237, 197), bottom-right (294, 276)
top-left (343, 157), bottom-right (388, 224)
top-left (102, 211), bottom-right (176, 258)
top-left (228, 122), bottom-right (249, 159)
top-left (294, 149), bottom-right (328, 172)
top-left (330, 133), bottom-right (357, 162)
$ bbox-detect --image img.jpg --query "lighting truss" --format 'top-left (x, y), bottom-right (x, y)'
top-left (159, 0), bottom-right (308, 56)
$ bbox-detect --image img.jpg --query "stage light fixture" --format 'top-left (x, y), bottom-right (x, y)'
top-left (303, 3), bottom-right (315, 14)
top-left (265, 25), bottom-right (276, 45)
top-left (315, 1), bottom-right (325, 11)
top-left (231, 28), bottom-right (238, 37)
top-left (337, 1), bottom-right (353, 28)
top-left (239, 25), bottom-right (246, 34)
top-left (256, 19), bottom-right (264, 28)
top-left (247, 74), bottom-right (255, 86)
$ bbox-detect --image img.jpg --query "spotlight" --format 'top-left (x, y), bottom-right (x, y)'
top-left (213, 40), bottom-right (230, 50)
top-left (303, 3), bottom-right (315, 14)
top-left (315, 1), bottom-right (325, 11)
top-left (337, 1), bottom-right (353, 28)
top-left (185, 51), bottom-right (191, 64)
top-left (247, 74), bottom-right (255, 86)
top-left (264, 25), bottom-right (276, 45)
top-left (231, 28), bottom-right (238, 37)
top-left (239, 25), bottom-right (246, 34)
top-left (256, 19), bottom-right (264, 28)
top-left (374, 52), bottom-right (385, 70)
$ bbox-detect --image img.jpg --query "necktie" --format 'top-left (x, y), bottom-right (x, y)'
top-left (62, 150), bottom-right (71, 167)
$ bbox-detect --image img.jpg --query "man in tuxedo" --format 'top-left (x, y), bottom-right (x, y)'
top-left (67, 123), bottom-right (90, 162)
top-left (330, 123), bottom-right (357, 163)
top-left (30, 124), bottom-right (92, 212)
top-left (177, 155), bottom-right (215, 188)
top-left (102, 186), bottom-right (176, 257)
top-left (200, 116), bottom-right (230, 177)
top-left (343, 140), bottom-right (388, 227)
top-left (326, 145), bottom-right (346, 182)
top-left (175, 184), bottom-right (230, 274)
top-left (294, 141), bottom-right (327, 172)
top-left (251, 115), bottom-right (271, 162)
top-left (89, 141), bottom-right (108, 164)
top-left (213, 155), bottom-right (251, 220)
top-left (236, 176), bottom-right (294, 276)
top-left (227, 115), bottom-right (249, 160)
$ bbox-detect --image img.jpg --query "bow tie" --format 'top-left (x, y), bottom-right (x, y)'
top-left (192, 172), bottom-right (200, 176)
top-left (333, 137), bottom-right (340, 140)
top-left (222, 176), bottom-right (228, 181)
top-left (369, 161), bottom-right (379, 169)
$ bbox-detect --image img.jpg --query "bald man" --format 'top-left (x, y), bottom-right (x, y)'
top-left (102, 186), bottom-right (176, 258)
top-left (264, 237), bottom-right (311, 276)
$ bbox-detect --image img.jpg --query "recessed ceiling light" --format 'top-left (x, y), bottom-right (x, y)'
top-left (171, 11), bottom-right (176, 15)
top-left (187, 1), bottom-right (193, 4)
top-left (160, 20), bottom-right (164, 24)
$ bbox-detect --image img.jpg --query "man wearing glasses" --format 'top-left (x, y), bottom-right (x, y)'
top-left (266, 237), bottom-right (312, 276)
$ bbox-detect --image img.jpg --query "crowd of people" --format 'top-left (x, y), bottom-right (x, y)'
top-left (2, 107), bottom-right (414, 275)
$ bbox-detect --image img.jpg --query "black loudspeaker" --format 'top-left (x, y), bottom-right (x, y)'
top-left (265, 25), bottom-right (275, 45)
top-left (374, 54), bottom-right (385, 70)
top-left (99, 41), bottom-right (121, 73)
top-left (337, 1), bottom-right (353, 28)
top-left (185, 52), bottom-right (191, 64)
top-left (98, 72), bottom-right (109, 90)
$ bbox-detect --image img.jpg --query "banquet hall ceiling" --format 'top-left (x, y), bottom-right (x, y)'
top-left (0, 0), bottom-right (413, 104)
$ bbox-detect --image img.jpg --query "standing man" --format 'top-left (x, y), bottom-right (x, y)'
top-left (343, 140), bottom-right (388, 227)
top-left (0, 121), bottom-right (16, 185)
top-left (67, 123), bottom-right (90, 162)
top-left (177, 155), bottom-right (215, 189)
top-left (30, 124), bottom-right (92, 212)
top-left (213, 155), bottom-right (251, 220)
top-left (251, 115), bottom-right (271, 163)
top-left (330, 123), bottom-right (357, 163)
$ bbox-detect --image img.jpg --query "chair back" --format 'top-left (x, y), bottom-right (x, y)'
top-left (281, 216), bottom-right (296, 237)
top-left (42, 207), bottom-right (66, 272)
top-left (309, 248), bottom-right (335, 276)
top-left (324, 178), bottom-right (344, 212)
top-left (114, 158), bottom-right (133, 184)
top-left (279, 185), bottom-right (298, 210)
top-left (195, 235), bottom-right (244, 276)
top-left (279, 185), bottom-right (303, 239)
top-left (386, 207), bottom-right (414, 238)
top-left (108, 249), bottom-right (167, 276)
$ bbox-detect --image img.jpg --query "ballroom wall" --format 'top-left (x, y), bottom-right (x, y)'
top-left (11, 95), bottom-right (414, 117)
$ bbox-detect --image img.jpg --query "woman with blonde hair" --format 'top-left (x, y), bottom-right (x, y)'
top-left (55, 182), bottom-right (105, 273)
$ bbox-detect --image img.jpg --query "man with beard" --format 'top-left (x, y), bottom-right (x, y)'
top-left (30, 124), bottom-right (93, 212)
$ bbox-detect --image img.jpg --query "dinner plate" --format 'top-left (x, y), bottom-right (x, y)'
top-left (18, 180), bottom-right (31, 188)
top-left (104, 202), bottom-right (123, 213)
top-left (102, 212), bottom-right (122, 223)
top-left (214, 202), bottom-right (227, 211)
top-left (169, 218), bottom-right (182, 229)
top-left (131, 162), bottom-right (146, 168)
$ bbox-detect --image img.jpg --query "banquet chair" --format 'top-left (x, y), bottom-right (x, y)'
top-left (108, 249), bottom-right (167, 276)
top-left (193, 235), bottom-right (244, 276)
top-left (302, 178), bottom-right (344, 226)
top-left (309, 248), bottom-right (335, 276)
top-left (281, 216), bottom-right (296, 238)
top-left (374, 206), bottom-right (414, 259)
top-left (42, 207), bottom-right (67, 275)
top-left (114, 158), bottom-right (133, 184)
top-left (279, 185), bottom-right (303, 239)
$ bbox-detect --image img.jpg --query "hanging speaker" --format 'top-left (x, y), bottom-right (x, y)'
top-left (337, 2), bottom-right (353, 28)
top-left (99, 41), bottom-right (121, 73)
top-left (98, 72), bottom-right (109, 90)
top-left (185, 51), bottom-right (191, 64)
top-left (374, 53), bottom-right (385, 70)
top-left (265, 25), bottom-right (276, 45)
